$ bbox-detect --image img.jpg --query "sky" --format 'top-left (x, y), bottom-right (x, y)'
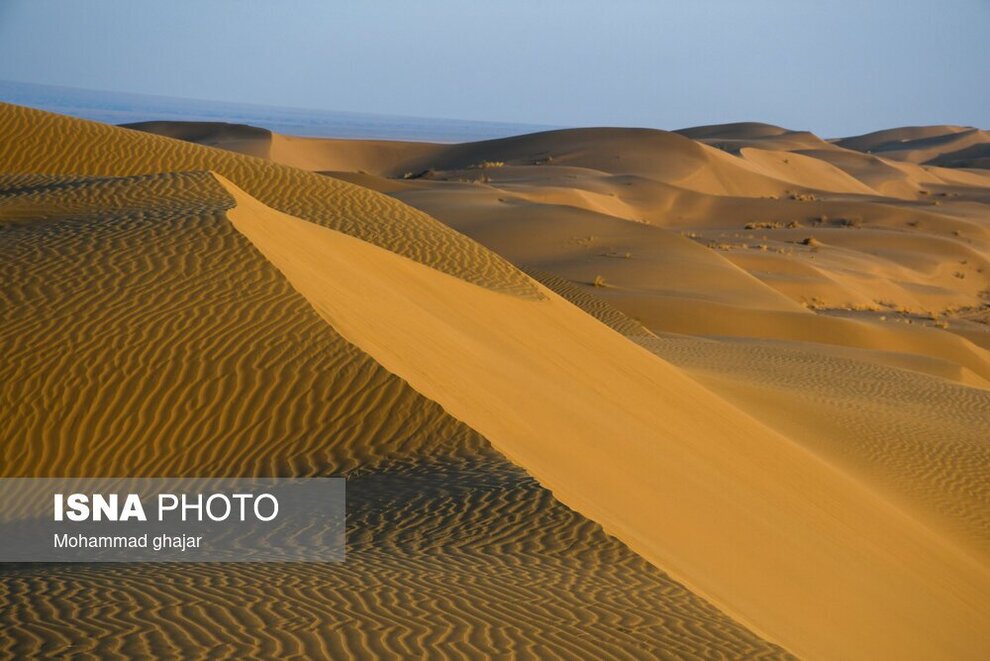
top-left (0, 0), bottom-right (987, 137)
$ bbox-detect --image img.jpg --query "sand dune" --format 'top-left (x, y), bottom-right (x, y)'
top-left (835, 125), bottom-right (990, 169)
top-left (230, 126), bottom-right (861, 198)
top-left (678, 122), bottom-right (838, 153)
top-left (4, 105), bottom-right (990, 659)
top-left (0, 103), bottom-right (538, 298)
top-left (734, 148), bottom-right (880, 195)
top-left (124, 121), bottom-right (274, 159)
top-left (0, 113), bottom-right (788, 658)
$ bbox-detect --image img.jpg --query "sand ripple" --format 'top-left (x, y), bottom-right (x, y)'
top-left (1, 454), bottom-right (790, 659)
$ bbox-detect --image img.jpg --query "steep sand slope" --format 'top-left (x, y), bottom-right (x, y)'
top-left (639, 335), bottom-right (990, 554)
top-left (219, 175), bottom-right (990, 660)
top-left (534, 276), bottom-right (990, 555)
top-left (0, 170), bottom-right (788, 658)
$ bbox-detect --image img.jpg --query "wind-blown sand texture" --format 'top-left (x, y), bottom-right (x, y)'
top-left (3, 103), bottom-right (990, 659)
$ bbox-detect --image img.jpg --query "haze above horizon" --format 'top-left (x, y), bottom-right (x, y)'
top-left (0, 0), bottom-right (987, 138)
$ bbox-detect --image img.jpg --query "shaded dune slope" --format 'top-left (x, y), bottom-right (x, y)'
top-left (124, 120), bottom-right (274, 160)
top-left (0, 171), bottom-right (483, 477)
top-left (1, 455), bottom-right (788, 659)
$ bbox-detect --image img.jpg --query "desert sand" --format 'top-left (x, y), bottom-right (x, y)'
top-left (3, 104), bottom-right (990, 659)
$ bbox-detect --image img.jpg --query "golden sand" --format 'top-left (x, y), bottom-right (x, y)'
top-left (3, 105), bottom-right (990, 658)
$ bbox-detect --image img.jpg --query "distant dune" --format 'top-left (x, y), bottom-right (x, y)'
top-left (123, 121), bottom-right (274, 159)
top-left (834, 124), bottom-right (990, 169)
top-left (3, 103), bottom-right (990, 659)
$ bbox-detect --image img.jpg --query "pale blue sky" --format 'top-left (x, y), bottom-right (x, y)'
top-left (0, 0), bottom-right (987, 137)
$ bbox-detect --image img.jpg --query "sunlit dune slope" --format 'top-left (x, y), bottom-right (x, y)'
top-left (531, 272), bottom-right (990, 557)
top-left (218, 174), bottom-right (990, 660)
top-left (641, 334), bottom-right (990, 552)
